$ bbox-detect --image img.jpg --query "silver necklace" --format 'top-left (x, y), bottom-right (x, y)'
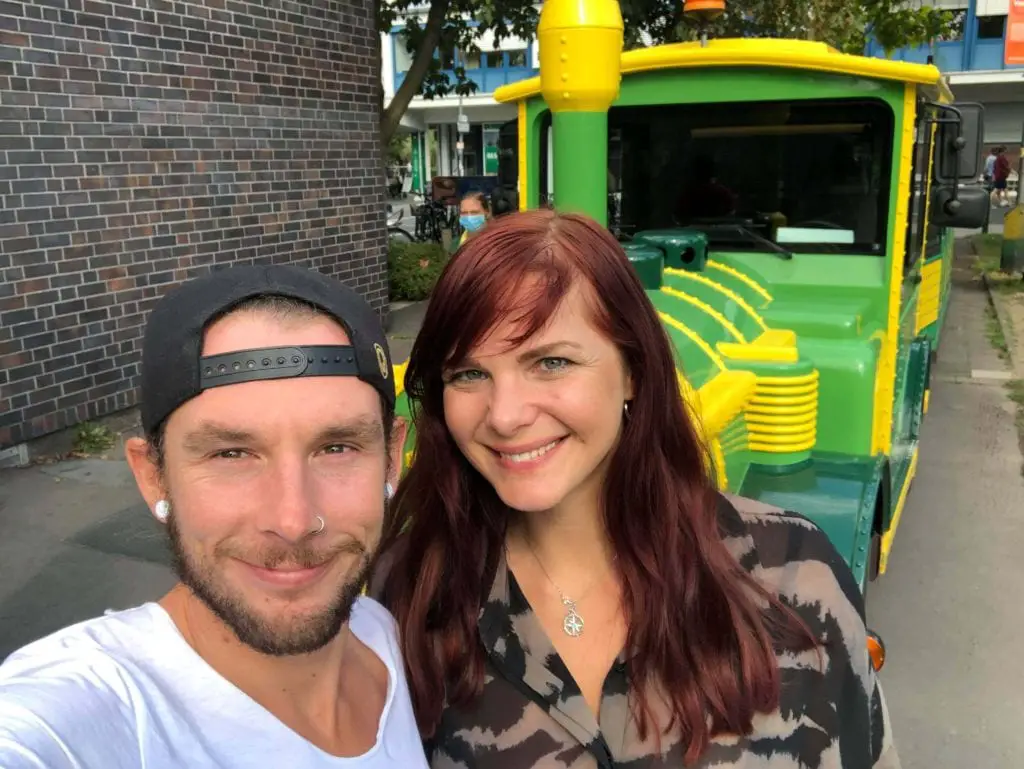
top-left (520, 537), bottom-right (613, 639)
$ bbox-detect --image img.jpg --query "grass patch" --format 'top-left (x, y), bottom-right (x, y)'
top-left (73, 422), bottom-right (116, 455)
top-left (972, 233), bottom-right (1003, 259)
top-left (985, 303), bottom-right (1010, 360)
top-left (1007, 380), bottom-right (1024, 477)
top-left (972, 233), bottom-right (1024, 293)
top-left (1008, 379), bottom-right (1024, 407)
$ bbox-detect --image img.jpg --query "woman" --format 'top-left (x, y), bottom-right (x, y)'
top-left (455, 191), bottom-right (491, 249)
top-left (373, 209), bottom-right (897, 768)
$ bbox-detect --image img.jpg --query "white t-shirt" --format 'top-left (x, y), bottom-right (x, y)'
top-left (0, 597), bottom-right (429, 768)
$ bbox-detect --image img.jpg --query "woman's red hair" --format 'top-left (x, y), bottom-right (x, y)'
top-left (376, 209), bottom-right (815, 763)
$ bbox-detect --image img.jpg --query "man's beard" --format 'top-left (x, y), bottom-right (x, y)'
top-left (166, 512), bottom-right (372, 656)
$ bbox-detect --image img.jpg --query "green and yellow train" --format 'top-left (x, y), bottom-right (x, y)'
top-left (394, 0), bottom-right (990, 595)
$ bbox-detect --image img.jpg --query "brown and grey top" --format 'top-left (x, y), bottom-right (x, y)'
top-left (381, 494), bottom-right (899, 769)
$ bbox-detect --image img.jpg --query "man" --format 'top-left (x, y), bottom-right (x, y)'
top-left (992, 146), bottom-right (1012, 208)
top-left (0, 265), bottom-right (426, 768)
top-left (983, 146), bottom-right (997, 189)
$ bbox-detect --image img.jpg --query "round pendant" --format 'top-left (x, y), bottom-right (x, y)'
top-left (563, 609), bottom-right (584, 638)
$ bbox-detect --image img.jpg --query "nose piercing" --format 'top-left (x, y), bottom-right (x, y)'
top-left (311, 515), bottom-right (325, 535)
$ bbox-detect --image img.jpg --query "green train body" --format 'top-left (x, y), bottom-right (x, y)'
top-left (393, 29), bottom-right (989, 593)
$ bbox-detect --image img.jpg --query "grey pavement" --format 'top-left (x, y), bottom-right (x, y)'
top-left (868, 251), bottom-right (1024, 768)
top-left (386, 299), bottom-right (427, 364)
top-left (0, 459), bottom-right (174, 659)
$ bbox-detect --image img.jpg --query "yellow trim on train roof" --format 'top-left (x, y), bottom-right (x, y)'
top-left (495, 38), bottom-right (946, 104)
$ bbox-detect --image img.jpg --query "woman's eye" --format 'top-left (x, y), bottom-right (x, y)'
top-left (539, 357), bottom-right (572, 373)
top-left (446, 369), bottom-right (487, 384)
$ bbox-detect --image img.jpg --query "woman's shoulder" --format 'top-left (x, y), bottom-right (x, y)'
top-left (717, 492), bottom-right (867, 624)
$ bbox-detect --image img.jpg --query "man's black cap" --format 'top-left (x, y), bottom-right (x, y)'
top-left (140, 264), bottom-right (395, 435)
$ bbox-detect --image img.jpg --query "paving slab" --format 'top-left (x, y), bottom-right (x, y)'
top-left (868, 254), bottom-right (1024, 768)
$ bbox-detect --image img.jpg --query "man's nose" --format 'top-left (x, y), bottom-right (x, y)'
top-left (259, 457), bottom-right (321, 543)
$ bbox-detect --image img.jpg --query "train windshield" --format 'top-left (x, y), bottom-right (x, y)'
top-left (540, 97), bottom-right (896, 255)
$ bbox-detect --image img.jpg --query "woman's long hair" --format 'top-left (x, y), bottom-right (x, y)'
top-left (376, 209), bottom-right (816, 763)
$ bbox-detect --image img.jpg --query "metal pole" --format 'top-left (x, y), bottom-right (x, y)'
top-left (456, 51), bottom-right (465, 177)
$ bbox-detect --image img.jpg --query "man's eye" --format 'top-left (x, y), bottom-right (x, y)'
top-left (322, 444), bottom-right (352, 455)
top-left (213, 449), bottom-right (247, 460)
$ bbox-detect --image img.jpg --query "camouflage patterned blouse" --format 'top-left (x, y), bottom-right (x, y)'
top-left (395, 493), bottom-right (900, 769)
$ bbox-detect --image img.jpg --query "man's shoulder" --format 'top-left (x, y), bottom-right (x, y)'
top-left (352, 594), bottom-right (398, 634)
top-left (1, 603), bottom-right (172, 701)
top-left (0, 605), bottom-right (169, 768)
top-left (4, 603), bottom-right (167, 664)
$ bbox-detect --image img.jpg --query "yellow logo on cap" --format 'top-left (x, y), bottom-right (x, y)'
top-left (374, 343), bottom-right (389, 379)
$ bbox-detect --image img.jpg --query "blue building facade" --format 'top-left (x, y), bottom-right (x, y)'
top-left (864, 1), bottom-right (1023, 153)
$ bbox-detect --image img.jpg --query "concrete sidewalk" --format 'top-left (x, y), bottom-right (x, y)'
top-left (0, 458), bottom-right (174, 659)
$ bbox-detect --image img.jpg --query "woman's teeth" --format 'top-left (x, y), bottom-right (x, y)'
top-left (500, 439), bottom-right (561, 463)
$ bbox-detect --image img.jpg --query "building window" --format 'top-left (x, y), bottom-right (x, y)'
top-left (977, 15), bottom-right (1006, 39)
top-left (507, 49), bottom-right (528, 67)
top-left (938, 9), bottom-right (967, 41)
top-left (440, 41), bottom-right (457, 70)
top-left (463, 49), bottom-right (482, 69)
top-left (394, 32), bottom-right (413, 74)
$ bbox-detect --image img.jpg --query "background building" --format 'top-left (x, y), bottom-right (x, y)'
top-left (382, 7), bottom-right (539, 189)
top-left (865, 0), bottom-right (1023, 165)
top-left (0, 0), bottom-right (387, 458)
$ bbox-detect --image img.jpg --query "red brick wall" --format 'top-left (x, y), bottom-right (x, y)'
top-left (0, 0), bottom-right (387, 449)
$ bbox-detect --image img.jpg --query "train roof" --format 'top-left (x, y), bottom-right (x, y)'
top-left (494, 38), bottom-right (954, 104)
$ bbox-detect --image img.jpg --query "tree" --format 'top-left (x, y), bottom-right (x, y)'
top-left (379, 0), bottom-right (540, 144)
top-left (379, 0), bottom-right (955, 144)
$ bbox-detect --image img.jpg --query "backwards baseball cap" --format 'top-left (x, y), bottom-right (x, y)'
top-left (140, 264), bottom-right (395, 435)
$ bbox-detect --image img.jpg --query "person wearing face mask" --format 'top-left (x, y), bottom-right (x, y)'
top-left (455, 191), bottom-right (491, 250)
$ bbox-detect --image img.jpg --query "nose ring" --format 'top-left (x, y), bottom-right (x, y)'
top-left (311, 515), bottom-right (325, 535)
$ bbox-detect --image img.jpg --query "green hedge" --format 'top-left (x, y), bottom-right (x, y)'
top-left (388, 241), bottom-right (449, 301)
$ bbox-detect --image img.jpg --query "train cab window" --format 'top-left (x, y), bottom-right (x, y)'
top-left (904, 117), bottom-right (943, 269)
top-left (609, 98), bottom-right (894, 254)
top-left (535, 98), bottom-right (894, 255)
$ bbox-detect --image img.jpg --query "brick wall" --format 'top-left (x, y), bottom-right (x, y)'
top-left (0, 0), bottom-right (387, 450)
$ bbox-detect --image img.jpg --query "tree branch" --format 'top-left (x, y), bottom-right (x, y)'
top-left (381, 0), bottom-right (452, 144)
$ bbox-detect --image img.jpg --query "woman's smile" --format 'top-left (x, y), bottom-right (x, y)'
top-left (490, 436), bottom-right (568, 469)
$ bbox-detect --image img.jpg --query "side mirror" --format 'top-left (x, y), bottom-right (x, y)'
top-left (930, 184), bottom-right (989, 229)
top-left (935, 102), bottom-right (984, 183)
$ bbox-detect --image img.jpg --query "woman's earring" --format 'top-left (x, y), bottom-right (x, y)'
top-left (623, 401), bottom-right (631, 419)
top-left (153, 499), bottom-right (170, 523)
top-left (385, 482), bottom-right (394, 501)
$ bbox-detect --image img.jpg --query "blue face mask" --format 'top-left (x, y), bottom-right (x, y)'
top-left (460, 214), bottom-right (486, 232)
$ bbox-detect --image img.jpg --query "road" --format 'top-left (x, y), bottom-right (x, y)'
top-left (1, 247), bottom-right (1022, 767)
top-left (867, 252), bottom-right (1024, 768)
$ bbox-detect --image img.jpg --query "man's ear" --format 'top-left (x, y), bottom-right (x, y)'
top-left (125, 436), bottom-right (166, 512)
top-left (387, 417), bottom-right (409, 488)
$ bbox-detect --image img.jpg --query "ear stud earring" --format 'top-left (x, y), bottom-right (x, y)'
top-left (154, 499), bottom-right (170, 522)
